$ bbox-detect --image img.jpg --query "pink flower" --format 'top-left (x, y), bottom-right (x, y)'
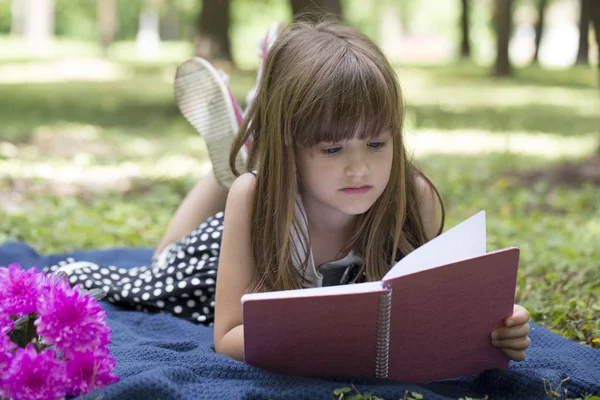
top-left (0, 313), bottom-right (17, 384)
top-left (0, 312), bottom-right (14, 333)
top-left (0, 263), bottom-right (43, 317)
top-left (65, 348), bottom-right (119, 396)
top-left (0, 265), bottom-right (118, 398)
top-left (1, 345), bottom-right (67, 400)
top-left (35, 278), bottom-right (112, 356)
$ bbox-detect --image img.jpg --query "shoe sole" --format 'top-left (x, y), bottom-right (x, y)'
top-left (174, 57), bottom-right (247, 187)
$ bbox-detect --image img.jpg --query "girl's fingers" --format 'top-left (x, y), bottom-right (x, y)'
top-left (500, 347), bottom-right (527, 361)
top-left (492, 322), bottom-right (530, 340)
top-left (506, 304), bottom-right (530, 327)
top-left (492, 335), bottom-right (531, 351)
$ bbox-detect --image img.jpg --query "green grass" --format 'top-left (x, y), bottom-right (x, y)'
top-left (0, 48), bottom-right (599, 355)
top-left (332, 381), bottom-right (600, 400)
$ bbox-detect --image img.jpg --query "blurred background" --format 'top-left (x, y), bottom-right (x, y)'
top-left (0, 0), bottom-right (598, 347)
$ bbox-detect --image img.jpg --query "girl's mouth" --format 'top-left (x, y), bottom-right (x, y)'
top-left (340, 185), bottom-right (372, 195)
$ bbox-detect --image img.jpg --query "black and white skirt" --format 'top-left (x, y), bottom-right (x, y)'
top-left (45, 212), bottom-right (226, 326)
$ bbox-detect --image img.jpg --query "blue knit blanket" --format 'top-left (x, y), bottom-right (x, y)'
top-left (1, 240), bottom-right (598, 400)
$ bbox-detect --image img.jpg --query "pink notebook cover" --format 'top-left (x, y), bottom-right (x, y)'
top-left (243, 286), bottom-right (387, 377)
top-left (242, 248), bottom-right (519, 382)
top-left (384, 247), bottom-right (520, 383)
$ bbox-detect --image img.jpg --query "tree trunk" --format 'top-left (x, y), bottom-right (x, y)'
top-left (576, 0), bottom-right (591, 65)
top-left (460, 0), bottom-right (471, 59)
top-left (589, 0), bottom-right (600, 88)
top-left (161, 0), bottom-right (180, 41)
top-left (532, 0), bottom-right (547, 63)
top-left (196, 0), bottom-right (232, 62)
top-left (493, 0), bottom-right (513, 77)
top-left (590, 0), bottom-right (600, 54)
top-left (290, 0), bottom-right (343, 21)
top-left (98, 0), bottom-right (118, 56)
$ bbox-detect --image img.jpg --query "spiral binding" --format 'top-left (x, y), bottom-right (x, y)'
top-left (374, 288), bottom-right (392, 378)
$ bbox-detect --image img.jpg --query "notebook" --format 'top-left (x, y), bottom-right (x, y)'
top-left (242, 211), bottom-right (520, 383)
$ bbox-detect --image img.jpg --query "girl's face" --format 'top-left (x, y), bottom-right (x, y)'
top-left (295, 131), bottom-right (394, 218)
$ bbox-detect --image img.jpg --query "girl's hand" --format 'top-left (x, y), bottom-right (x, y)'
top-left (491, 304), bottom-right (531, 361)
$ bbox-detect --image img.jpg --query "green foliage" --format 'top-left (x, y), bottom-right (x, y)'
top-left (332, 385), bottom-right (386, 400)
top-left (0, 0), bottom-right (10, 34)
top-left (53, 0), bottom-right (147, 41)
top-left (54, 0), bottom-right (97, 39)
top-left (114, 0), bottom-right (145, 40)
top-left (230, 0), bottom-right (290, 68)
top-left (0, 0), bottom-right (194, 40)
top-left (0, 177), bottom-right (192, 253)
top-left (542, 376), bottom-right (600, 399)
top-left (399, 63), bottom-right (598, 136)
top-left (331, 378), bottom-right (600, 400)
top-left (332, 377), bottom-right (600, 400)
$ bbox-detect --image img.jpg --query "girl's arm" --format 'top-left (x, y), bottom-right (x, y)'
top-left (213, 172), bottom-right (258, 361)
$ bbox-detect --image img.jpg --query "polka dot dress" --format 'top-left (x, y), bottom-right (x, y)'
top-left (44, 211), bottom-right (226, 326)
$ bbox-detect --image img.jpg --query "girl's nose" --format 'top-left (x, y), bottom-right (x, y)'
top-left (344, 157), bottom-right (368, 177)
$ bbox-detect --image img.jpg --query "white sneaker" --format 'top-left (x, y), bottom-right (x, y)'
top-left (174, 57), bottom-right (247, 188)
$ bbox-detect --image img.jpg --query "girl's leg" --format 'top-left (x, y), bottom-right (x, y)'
top-left (154, 169), bottom-right (228, 258)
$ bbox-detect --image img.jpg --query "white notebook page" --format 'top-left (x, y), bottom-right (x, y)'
top-left (383, 210), bottom-right (487, 281)
top-left (241, 281), bottom-right (383, 303)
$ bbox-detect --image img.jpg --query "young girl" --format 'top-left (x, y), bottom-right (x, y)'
top-left (54, 19), bottom-right (531, 366)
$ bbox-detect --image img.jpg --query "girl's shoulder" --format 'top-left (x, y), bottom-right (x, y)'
top-left (221, 172), bottom-right (257, 246)
top-left (224, 172), bottom-right (259, 228)
top-left (229, 172), bottom-right (257, 197)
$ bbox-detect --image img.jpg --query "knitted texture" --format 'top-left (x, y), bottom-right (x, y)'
top-left (1, 241), bottom-right (598, 400)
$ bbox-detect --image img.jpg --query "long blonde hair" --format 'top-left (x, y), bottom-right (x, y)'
top-left (230, 19), bottom-right (445, 292)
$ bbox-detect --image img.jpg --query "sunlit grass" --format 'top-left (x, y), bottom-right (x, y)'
top-left (0, 36), bottom-right (101, 62)
top-left (400, 62), bottom-right (599, 89)
top-left (0, 36), bottom-right (192, 65)
top-left (405, 129), bottom-right (597, 159)
top-left (1, 128), bottom-right (593, 191)
top-left (0, 59), bottom-right (128, 84)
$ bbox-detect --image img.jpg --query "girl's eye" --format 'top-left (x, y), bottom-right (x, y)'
top-left (368, 141), bottom-right (386, 149)
top-left (320, 147), bottom-right (342, 155)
